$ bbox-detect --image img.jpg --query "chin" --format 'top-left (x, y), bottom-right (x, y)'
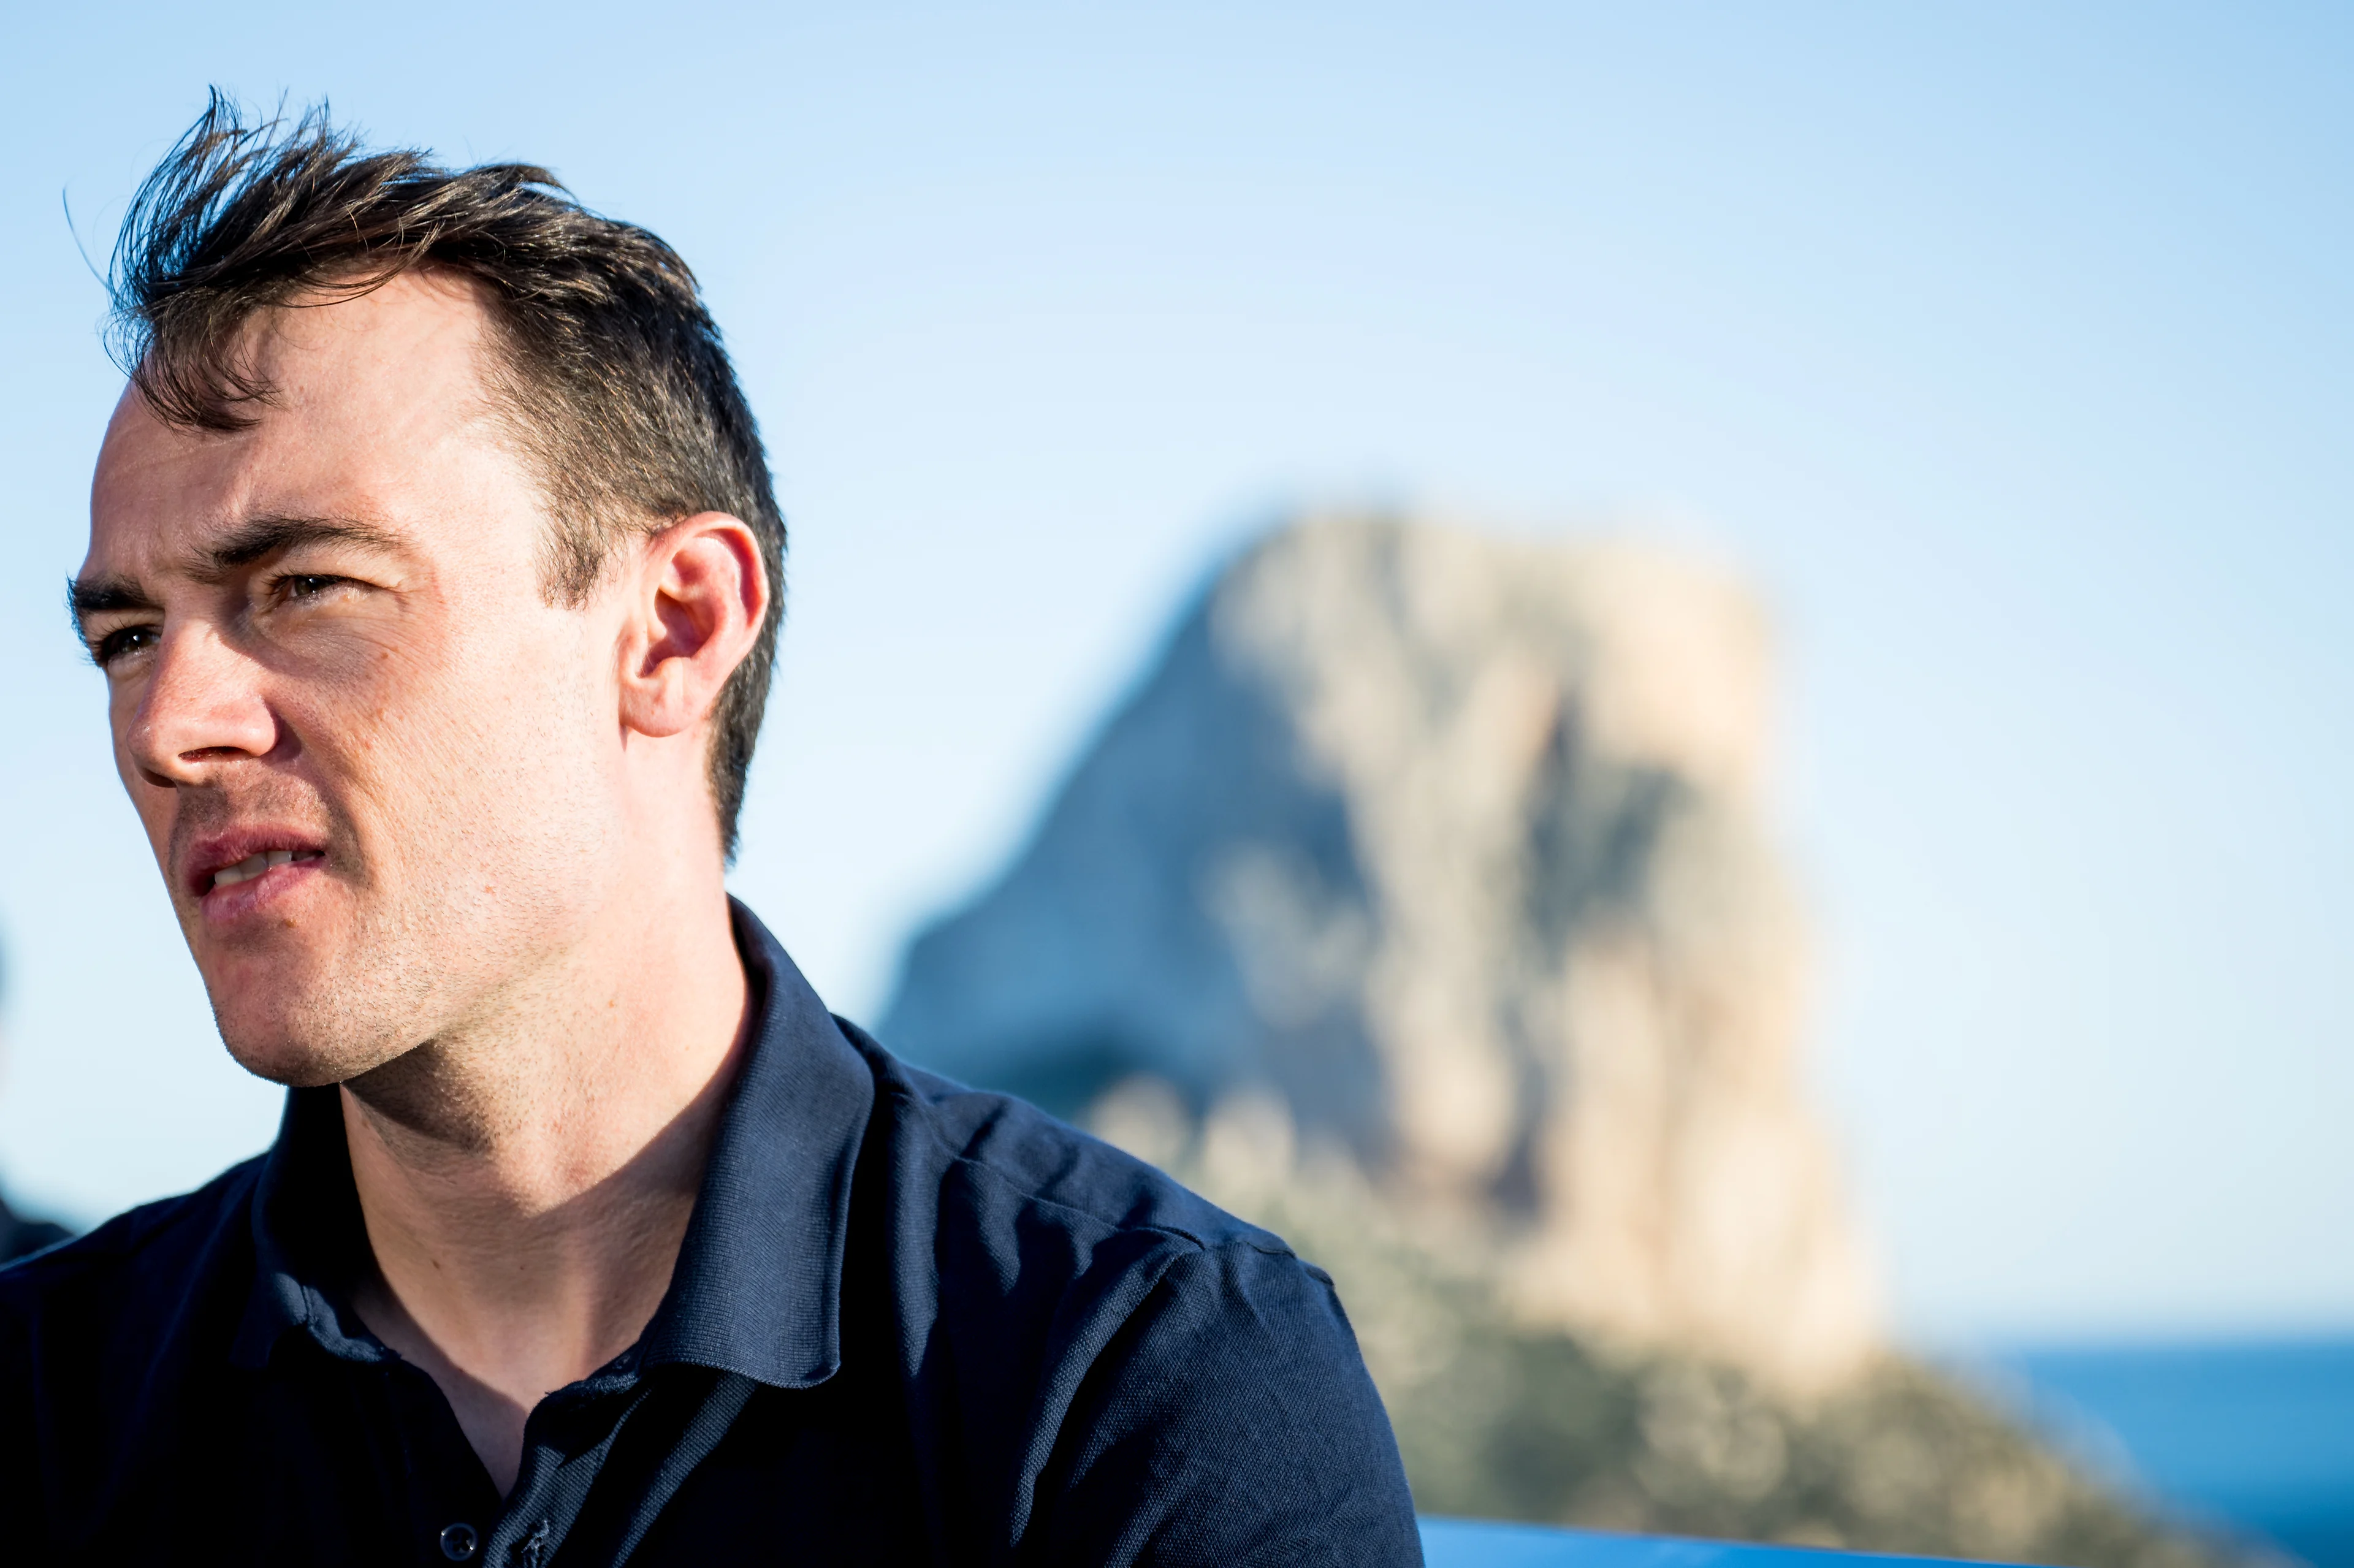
top-left (211, 994), bottom-right (417, 1089)
top-left (192, 905), bottom-right (422, 1087)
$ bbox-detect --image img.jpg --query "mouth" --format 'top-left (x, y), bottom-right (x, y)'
top-left (184, 829), bottom-right (333, 910)
top-left (207, 847), bottom-right (327, 891)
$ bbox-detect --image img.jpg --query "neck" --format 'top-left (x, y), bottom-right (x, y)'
top-left (343, 878), bottom-right (751, 1496)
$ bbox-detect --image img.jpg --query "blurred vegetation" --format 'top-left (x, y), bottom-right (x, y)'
top-left (1167, 1136), bottom-right (2267, 1568)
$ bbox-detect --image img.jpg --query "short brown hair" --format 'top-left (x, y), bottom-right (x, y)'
top-left (108, 92), bottom-right (786, 856)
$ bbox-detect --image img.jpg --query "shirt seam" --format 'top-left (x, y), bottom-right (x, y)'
top-left (885, 1079), bottom-right (1301, 1263)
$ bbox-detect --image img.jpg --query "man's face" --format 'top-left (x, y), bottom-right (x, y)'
top-left (80, 275), bottom-right (628, 1086)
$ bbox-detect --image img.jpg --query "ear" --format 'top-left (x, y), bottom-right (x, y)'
top-left (615, 512), bottom-right (769, 741)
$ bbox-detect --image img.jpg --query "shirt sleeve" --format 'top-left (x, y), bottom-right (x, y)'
top-left (1030, 1238), bottom-right (1425, 1567)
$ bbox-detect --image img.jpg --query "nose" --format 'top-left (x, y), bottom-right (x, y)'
top-left (122, 622), bottom-right (281, 788)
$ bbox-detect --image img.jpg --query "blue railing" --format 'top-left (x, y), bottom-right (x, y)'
top-left (1420, 1520), bottom-right (1984, 1568)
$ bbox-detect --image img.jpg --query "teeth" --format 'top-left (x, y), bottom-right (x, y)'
top-left (209, 849), bottom-right (320, 891)
top-left (211, 853), bottom-right (269, 888)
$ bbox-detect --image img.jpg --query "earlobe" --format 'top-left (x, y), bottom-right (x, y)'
top-left (617, 513), bottom-right (767, 741)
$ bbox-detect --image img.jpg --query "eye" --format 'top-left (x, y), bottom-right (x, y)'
top-left (91, 623), bottom-right (161, 669)
top-left (276, 573), bottom-right (349, 603)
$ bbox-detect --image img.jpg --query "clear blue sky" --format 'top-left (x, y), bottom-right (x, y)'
top-left (1, 2), bottom-right (2346, 1345)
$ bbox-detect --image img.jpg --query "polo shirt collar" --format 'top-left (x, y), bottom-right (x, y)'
top-left (232, 899), bottom-right (875, 1391)
top-left (230, 1080), bottom-right (379, 1369)
top-left (638, 900), bottom-right (873, 1387)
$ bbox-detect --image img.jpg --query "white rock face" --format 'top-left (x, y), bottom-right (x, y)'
top-left (881, 514), bottom-right (1880, 1389)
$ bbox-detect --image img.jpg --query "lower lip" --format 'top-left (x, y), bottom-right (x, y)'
top-left (199, 858), bottom-right (327, 924)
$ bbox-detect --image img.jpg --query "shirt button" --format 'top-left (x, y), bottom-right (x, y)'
top-left (438, 1521), bottom-right (480, 1561)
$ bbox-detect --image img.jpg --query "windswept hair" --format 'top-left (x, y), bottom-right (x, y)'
top-left (109, 91), bottom-right (785, 855)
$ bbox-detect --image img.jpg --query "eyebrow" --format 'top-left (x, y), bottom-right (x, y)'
top-left (65, 574), bottom-right (159, 626)
top-left (193, 514), bottom-right (408, 578)
top-left (67, 514), bottom-right (409, 633)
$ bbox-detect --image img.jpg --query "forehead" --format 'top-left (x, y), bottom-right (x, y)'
top-left (87, 272), bottom-right (524, 577)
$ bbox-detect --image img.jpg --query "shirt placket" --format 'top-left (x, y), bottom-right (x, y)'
top-left (478, 1361), bottom-right (651, 1567)
top-left (372, 1358), bottom-right (505, 1566)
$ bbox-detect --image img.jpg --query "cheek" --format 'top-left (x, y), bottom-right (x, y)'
top-left (295, 636), bottom-right (440, 772)
top-left (329, 608), bottom-right (615, 839)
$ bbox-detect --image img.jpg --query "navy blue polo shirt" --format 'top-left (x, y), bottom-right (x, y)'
top-left (0, 903), bottom-right (1421, 1565)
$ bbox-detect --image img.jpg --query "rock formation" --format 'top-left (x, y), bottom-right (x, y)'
top-left (877, 514), bottom-right (2261, 1566)
top-left (882, 512), bottom-right (1878, 1390)
top-left (1174, 1147), bottom-right (2239, 1568)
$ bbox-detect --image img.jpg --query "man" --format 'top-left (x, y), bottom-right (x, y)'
top-left (1, 97), bottom-right (1421, 1565)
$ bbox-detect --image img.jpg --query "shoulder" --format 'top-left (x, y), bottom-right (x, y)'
top-left (831, 1014), bottom-right (1343, 1377)
top-left (834, 1014), bottom-right (1290, 1267)
top-left (0, 1157), bottom-right (266, 1520)
top-left (828, 1022), bottom-right (1422, 1559)
top-left (0, 1157), bottom-right (264, 1338)
top-left (0, 1201), bottom-right (70, 1265)
top-left (827, 1018), bottom-right (1423, 1556)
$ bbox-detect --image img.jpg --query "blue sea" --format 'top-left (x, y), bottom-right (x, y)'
top-left (1994, 1338), bottom-right (2354, 1567)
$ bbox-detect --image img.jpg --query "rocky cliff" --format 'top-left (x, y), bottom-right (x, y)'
top-left (882, 512), bottom-right (1878, 1390)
